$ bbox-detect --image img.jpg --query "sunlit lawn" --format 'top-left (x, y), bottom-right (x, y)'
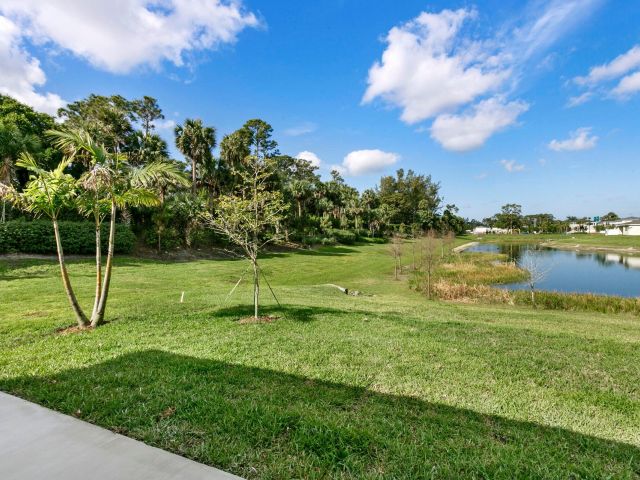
top-left (1, 243), bottom-right (639, 478)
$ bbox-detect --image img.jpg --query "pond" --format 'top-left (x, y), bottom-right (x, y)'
top-left (466, 243), bottom-right (640, 297)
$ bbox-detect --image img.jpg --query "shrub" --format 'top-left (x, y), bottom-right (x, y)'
top-left (0, 220), bottom-right (135, 255)
top-left (326, 229), bottom-right (356, 245)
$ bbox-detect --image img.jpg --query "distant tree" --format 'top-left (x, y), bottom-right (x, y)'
top-left (0, 121), bottom-right (41, 221)
top-left (127, 131), bottom-right (170, 166)
top-left (175, 119), bottom-right (216, 193)
top-left (378, 169), bottom-right (441, 227)
top-left (496, 203), bottom-right (522, 232)
top-left (58, 94), bottom-right (135, 151)
top-left (132, 96), bottom-right (164, 137)
top-left (602, 211), bottom-right (619, 221)
top-left (440, 204), bottom-right (465, 235)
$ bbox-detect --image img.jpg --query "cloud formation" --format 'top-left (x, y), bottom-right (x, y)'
top-left (430, 98), bottom-right (528, 152)
top-left (500, 159), bottom-right (525, 173)
top-left (0, 0), bottom-right (259, 74)
top-left (363, 1), bottom-right (601, 151)
top-left (284, 122), bottom-right (317, 136)
top-left (548, 127), bottom-right (598, 152)
top-left (296, 151), bottom-right (321, 168)
top-left (337, 149), bottom-right (399, 176)
top-left (573, 44), bottom-right (640, 101)
top-left (0, 0), bottom-right (258, 113)
top-left (0, 16), bottom-right (65, 114)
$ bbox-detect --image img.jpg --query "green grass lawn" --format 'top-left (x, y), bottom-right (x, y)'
top-left (1, 243), bottom-right (639, 479)
top-left (475, 232), bottom-right (640, 250)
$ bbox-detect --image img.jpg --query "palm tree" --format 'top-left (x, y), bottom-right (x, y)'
top-left (175, 119), bottom-right (216, 193)
top-left (48, 128), bottom-right (189, 326)
top-left (7, 154), bottom-right (89, 327)
top-left (0, 121), bottom-right (40, 222)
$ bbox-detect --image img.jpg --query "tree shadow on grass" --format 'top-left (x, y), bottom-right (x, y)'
top-left (260, 246), bottom-right (359, 259)
top-left (1, 350), bottom-right (637, 479)
top-left (215, 304), bottom-right (351, 323)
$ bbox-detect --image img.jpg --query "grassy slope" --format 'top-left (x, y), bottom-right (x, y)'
top-left (0, 243), bottom-right (639, 479)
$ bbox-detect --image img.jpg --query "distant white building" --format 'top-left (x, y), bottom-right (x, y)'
top-left (605, 218), bottom-right (640, 236)
top-left (568, 222), bottom-right (598, 234)
top-left (472, 226), bottom-right (509, 235)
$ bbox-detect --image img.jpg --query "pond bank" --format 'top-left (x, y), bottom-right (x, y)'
top-left (543, 241), bottom-right (640, 256)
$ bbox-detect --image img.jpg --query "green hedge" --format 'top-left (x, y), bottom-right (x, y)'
top-left (0, 220), bottom-right (136, 255)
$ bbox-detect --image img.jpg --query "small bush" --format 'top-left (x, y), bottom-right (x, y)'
top-left (0, 220), bottom-right (135, 255)
top-left (321, 237), bottom-right (337, 246)
top-left (326, 229), bottom-right (356, 245)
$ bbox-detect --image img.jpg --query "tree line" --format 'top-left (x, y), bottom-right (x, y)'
top-left (473, 203), bottom-right (622, 233)
top-left (1, 93), bottom-right (465, 245)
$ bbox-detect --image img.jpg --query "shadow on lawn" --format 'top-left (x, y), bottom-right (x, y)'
top-left (216, 304), bottom-right (351, 322)
top-left (1, 350), bottom-right (637, 479)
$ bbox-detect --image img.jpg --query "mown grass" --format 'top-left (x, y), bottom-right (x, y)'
top-left (476, 233), bottom-right (640, 250)
top-left (1, 243), bottom-right (639, 479)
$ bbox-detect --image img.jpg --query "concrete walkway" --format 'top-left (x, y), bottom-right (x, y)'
top-left (0, 392), bottom-right (243, 480)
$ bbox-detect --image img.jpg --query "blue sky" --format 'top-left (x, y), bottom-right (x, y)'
top-left (1, 0), bottom-right (639, 220)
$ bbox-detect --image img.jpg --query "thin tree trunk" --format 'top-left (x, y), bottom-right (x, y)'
top-left (53, 218), bottom-right (88, 327)
top-left (92, 217), bottom-right (102, 319)
top-left (253, 259), bottom-right (259, 319)
top-left (92, 202), bottom-right (116, 327)
top-left (1, 199), bottom-right (5, 223)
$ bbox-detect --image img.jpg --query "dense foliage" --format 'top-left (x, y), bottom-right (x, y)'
top-left (0, 220), bottom-right (135, 255)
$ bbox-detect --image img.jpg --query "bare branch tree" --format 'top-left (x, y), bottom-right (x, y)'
top-left (389, 233), bottom-right (403, 280)
top-left (519, 251), bottom-right (551, 308)
top-left (415, 230), bottom-right (441, 299)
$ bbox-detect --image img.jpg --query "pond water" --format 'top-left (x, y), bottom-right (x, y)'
top-left (466, 243), bottom-right (640, 297)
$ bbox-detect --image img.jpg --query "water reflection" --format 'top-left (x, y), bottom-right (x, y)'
top-left (466, 242), bottom-right (640, 297)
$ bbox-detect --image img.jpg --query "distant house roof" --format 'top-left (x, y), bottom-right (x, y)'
top-left (610, 217), bottom-right (640, 226)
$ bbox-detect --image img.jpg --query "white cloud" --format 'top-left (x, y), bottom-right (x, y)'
top-left (566, 91), bottom-right (592, 108)
top-left (0, 16), bottom-right (65, 114)
top-left (296, 151), bottom-right (321, 168)
top-left (155, 119), bottom-right (177, 131)
top-left (363, 8), bottom-right (508, 124)
top-left (339, 149), bottom-right (399, 176)
top-left (284, 122), bottom-right (317, 136)
top-left (363, 1), bottom-right (598, 151)
top-left (430, 97), bottom-right (528, 152)
top-left (575, 45), bottom-right (640, 86)
top-left (548, 127), bottom-right (598, 152)
top-left (572, 44), bottom-right (640, 101)
top-left (475, 172), bottom-right (488, 180)
top-left (500, 159), bottom-right (525, 173)
top-left (0, 0), bottom-right (259, 74)
top-left (611, 71), bottom-right (640, 98)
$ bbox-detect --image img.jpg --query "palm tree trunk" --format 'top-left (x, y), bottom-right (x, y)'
top-left (192, 158), bottom-right (197, 193)
top-left (92, 201), bottom-right (116, 327)
top-left (53, 218), bottom-right (88, 327)
top-left (92, 218), bottom-right (102, 319)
